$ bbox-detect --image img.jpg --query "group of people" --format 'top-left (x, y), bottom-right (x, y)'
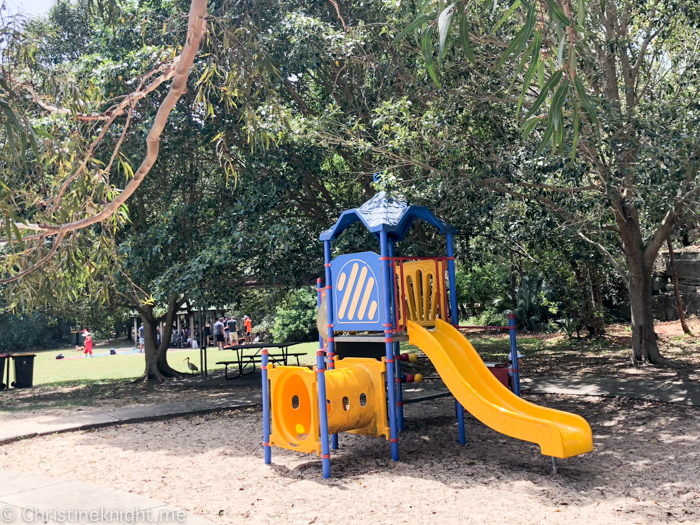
top-left (211, 315), bottom-right (255, 349)
top-left (137, 324), bottom-right (193, 352)
top-left (134, 313), bottom-right (259, 352)
top-left (171, 327), bottom-right (198, 347)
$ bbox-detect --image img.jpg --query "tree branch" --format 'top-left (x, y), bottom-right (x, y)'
top-left (11, 0), bottom-right (208, 241)
top-left (577, 230), bottom-right (628, 285)
top-left (18, 60), bottom-right (179, 123)
top-left (0, 232), bottom-right (65, 284)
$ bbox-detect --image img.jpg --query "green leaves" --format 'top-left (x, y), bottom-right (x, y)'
top-left (571, 100), bottom-right (580, 161)
top-left (394, 12), bottom-right (436, 41)
top-left (550, 80), bottom-right (570, 130)
top-left (422, 25), bottom-right (440, 85)
top-left (516, 29), bottom-right (542, 121)
top-left (491, 0), bottom-right (520, 34)
top-left (496, 25), bottom-right (525, 70)
top-left (577, 0), bottom-right (585, 27)
top-left (521, 116), bottom-right (541, 139)
top-left (459, 10), bottom-right (475, 64)
top-left (524, 69), bottom-right (563, 120)
top-left (574, 74), bottom-right (597, 127)
top-left (519, 72), bottom-right (574, 156)
top-left (495, 6), bottom-right (535, 70)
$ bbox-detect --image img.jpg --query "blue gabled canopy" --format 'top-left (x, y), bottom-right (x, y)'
top-left (319, 191), bottom-right (457, 242)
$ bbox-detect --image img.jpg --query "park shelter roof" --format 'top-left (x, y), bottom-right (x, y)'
top-left (319, 191), bottom-right (456, 242)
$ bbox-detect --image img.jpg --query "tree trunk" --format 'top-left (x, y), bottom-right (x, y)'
top-left (667, 238), bottom-right (693, 335)
top-left (139, 310), bottom-right (164, 381)
top-left (614, 196), bottom-right (671, 366)
top-left (627, 258), bottom-right (669, 365)
top-left (136, 295), bottom-right (184, 382)
top-left (570, 260), bottom-right (605, 337)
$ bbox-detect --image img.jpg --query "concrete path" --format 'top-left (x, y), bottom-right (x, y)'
top-left (0, 471), bottom-right (212, 525)
top-left (0, 393), bottom-right (261, 445)
top-left (2, 375), bottom-right (698, 445)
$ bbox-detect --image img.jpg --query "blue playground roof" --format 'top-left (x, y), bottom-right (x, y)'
top-left (319, 191), bottom-right (457, 242)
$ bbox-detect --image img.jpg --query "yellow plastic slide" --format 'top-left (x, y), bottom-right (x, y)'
top-left (407, 319), bottom-right (593, 458)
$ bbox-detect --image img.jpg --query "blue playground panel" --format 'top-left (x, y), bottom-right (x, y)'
top-left (330, 251), bottom-right (384, 332)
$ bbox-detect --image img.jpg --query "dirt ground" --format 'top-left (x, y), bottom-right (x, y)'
top-left (466, 319), bottom-right (700, 383)
top-left (1, 395), bottom-right (698, 525)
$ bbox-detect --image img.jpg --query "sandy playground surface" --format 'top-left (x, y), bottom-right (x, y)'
top-left (1, 394), bottom-right (699, 525)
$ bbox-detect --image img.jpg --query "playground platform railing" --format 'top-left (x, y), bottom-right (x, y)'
top-left (389, 256), bottom-right (449, 333)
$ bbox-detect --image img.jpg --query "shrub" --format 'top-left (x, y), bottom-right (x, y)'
top-left (455, 262), bottom-right (510, 318)
top-left (0, 312), bottom-right (72, 352)
top-left (462, 308), bottom-right (509, 328)
top-left (272, 287), bottom-right (319, 343)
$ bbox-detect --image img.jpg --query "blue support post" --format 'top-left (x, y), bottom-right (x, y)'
top-left (262, 349), bottom-right (271, 465)
top-left (389, 241), bottom-right (404, 432)
top-left (456, 399), bottom-right (466, 445)
top-left (317, 278), bottom-right (337, 450)
top-left (447, 233), bottom-right (466, 445)
top-left (323, 243), bottom-right (339, 451)
top-left (316, 346), bottom-right (331, 478)
top-left (446, 234), bottom-right (459, 327)
top-left (320, 241), bottom-right (334, 472)
top-left (509, 313), bottom-right (521, 396)
top-left (380, 231), bottom-right (399, 461)
top-left (316, 278), bottom-right (324, 350)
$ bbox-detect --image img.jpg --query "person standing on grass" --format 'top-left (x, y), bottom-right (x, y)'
top-left (213, 317), bottom-right (226, 349)
top-left (205, 320), bottom-right (212, 346)
top-left (228, 316), bottom-right (238, 346)
top-left (244, 315), bottom-right (252, 344)
top-left (138, 324), bottom-right (144, 353)
top-left (83, 331), bottom-right (93, 357)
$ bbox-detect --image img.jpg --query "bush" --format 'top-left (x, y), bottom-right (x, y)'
top-left (462, 308), bottom-right (509, 328)
top-left (251, 317), bottom-right (274, 341)
top-left (0, 311), bottom-right (72, 352)
top-left (503, 273), bottom-right (558, 331)
top-left (272, 287), bottom-right (319, 343)
top-left (455, 262), bottom-right (510, 318)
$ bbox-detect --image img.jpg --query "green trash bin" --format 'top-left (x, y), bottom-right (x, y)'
top-left (12, 353), bottom-right (36, 388)
top-left (0, 354), bottom-right (9, 390)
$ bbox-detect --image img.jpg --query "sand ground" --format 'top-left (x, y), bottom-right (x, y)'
top-left (1, 395), bottom-right (698, 525)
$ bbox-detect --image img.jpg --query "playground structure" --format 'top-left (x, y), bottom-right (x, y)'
top-left (262, 192), bottom-right (593, 478)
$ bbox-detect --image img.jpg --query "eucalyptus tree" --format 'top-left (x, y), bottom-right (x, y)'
top-left (391, 0), bottom-right (700, 364)
top-left (0, 0), bottom-right (208, 285)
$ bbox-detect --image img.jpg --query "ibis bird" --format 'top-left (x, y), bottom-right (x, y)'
top-left (183, 357), bottom-right (199, 374)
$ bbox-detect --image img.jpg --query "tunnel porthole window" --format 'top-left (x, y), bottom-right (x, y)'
top-left (359, 393), bottom-right (367, 407)
top-left (292, 395), bottom-right (300, 409)
top-left (342, 396), bottom-right (350, 411)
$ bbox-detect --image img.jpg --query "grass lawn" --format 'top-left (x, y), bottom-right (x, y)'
top-left (7, 341), bottom-right (320, 388)
top-left (2, 320), bottom-right (696, 416)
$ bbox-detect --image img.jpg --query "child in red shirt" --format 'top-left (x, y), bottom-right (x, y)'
top-left (83, 331), bottom-right (93, 357)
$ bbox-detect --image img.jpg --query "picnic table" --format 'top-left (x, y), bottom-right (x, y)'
top-left (216, 342), bottom-right (305, 380)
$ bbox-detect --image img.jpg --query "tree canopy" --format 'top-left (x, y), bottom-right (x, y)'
top-left (0, 0), bottom-right (698, 377)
